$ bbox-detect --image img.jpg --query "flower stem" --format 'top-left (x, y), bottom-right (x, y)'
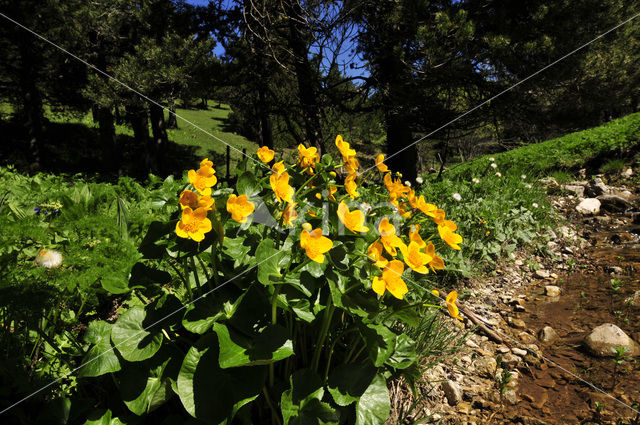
top-left (311, 299), bottom-right (335, 374)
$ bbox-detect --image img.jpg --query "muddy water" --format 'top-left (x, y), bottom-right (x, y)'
top-left (507, 215), bottom-right (640, 424)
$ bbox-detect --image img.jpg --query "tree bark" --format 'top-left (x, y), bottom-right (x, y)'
top-left (167, 98), bottom-right (178, 129)
top-left (96, 106), bottom-right (118, 170)
top-left (126, 103), bottom-right (151, 171)
top-left (385, 111), bottom-right (417, 183)
top-left (17, 36), bottom-right (44, 170)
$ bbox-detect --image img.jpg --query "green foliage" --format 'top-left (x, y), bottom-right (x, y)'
top-left (600, 159), bottom-right (626, 174)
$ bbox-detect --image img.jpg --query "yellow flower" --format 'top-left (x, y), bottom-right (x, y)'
top-left (337, 201), bottom-right (369, 233)
top-left (179, 190), bottom-right (215, 211)
top-left (446, 290), bottom-right (463, 320)
top-left (383, 173), bottom-right (410, 199)
top-left (375, 154), bottom-right (389, 172)
top-left (378, 218), bottom-right (406, 256)
top-left (344, 156), bottom-right (359, 174)
top-left (409, 225), bottom-right (426, 249)
top-left (226, 194), bottom-right (255, 223)
top-left (188, 163), bottom-right (217, 196)
top-left (282, 203), bottom-right (298, 227)
top-left (175, 207), bottom-right (213, 242)
top-left (270, 170), bottom-right (295, 203)
top-left (257, 146), bottom-right (275, 163)
top-left (431, 289), bottom-right (440, 297)
top-left (345, 172), bottom-right (359, 199)
top-left (328, 186), bottom-right (338, 201)
top-left (399, 241), bottom-right (433, 274)
top-left (297, 144), bottom-right (320, 172)
top-left (425, 242), bottom-right (445, 271)
top-left (371, 260), bottom-right (408, 299)
top-left (300, 227), bottom-right (333, 263)
top-left (335, 135), bottom-right (356, 158)
top-left (272, 160), bottom-right (286, 175)
top-left (367, 240), bottom-right (389, 268)
top-left (438, 222), bottom-right (462, 250)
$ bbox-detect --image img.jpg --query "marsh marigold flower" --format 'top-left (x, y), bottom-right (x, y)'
top-left (399, 241), bottom-right (433, 274)
top-left (367, 240), bottom-right (389, 268)
top-left (297, 144), bottom-right (320, 173)
top-left (226, 194), bottom-right (255, 223)
top-left (345, 172), bottom-right (359, 199)
top-left (337, 201), bottom-right (369, 233)
top-left (344, 156), bottom-right (360, 174)
top-left (188, 159), bottom-right (217, 196)
top-left (371, 260), bottom-right (408, 299)
top-left (438, 222), bottom-right (463, 250)
top-left (270, 170), bottom-right (294, 203)
top-left (335, 135), bottom-right (356, 158)
top-left (426, 242), bottom-right (445, 272)
top-left (179, 190), bottom-right (215, 211)
top-left (300, 226), bottom-right (333, 263)
top-left (409, 225), bottom-right (426, 249)
top-left (282, 203), bottom-right (298, 227)
top-left (378, 217), bottom-right (406, 256)
top-left (446, 290), bottom-right (463, 320)
top-left (176, 207), bottom-right (212, 242)
top-left (375, 154), bottom-right (389, 172)
top-left (257, 146), bottom-right (275, 163)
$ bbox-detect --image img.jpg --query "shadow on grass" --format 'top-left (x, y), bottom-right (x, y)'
top-left (0, 119), bottom-right (227, 182)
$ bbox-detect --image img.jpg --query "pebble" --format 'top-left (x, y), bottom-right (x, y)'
top-left (497, 346), bottom-right (511, 354)
top-left (545, 285), bottom-right (561, 297)
top-left (441, 380), bottom-right (463, 405)
top-left (502, 389), bottom-right (518, 405)
top-left (534, 269), bottom-right (550, 279)
top-left (512, 347), bottom-right (528, 356)
top-left (509, 318), bottom-right (527, 329)
top-left (538, 326), bottom-right (559, 344)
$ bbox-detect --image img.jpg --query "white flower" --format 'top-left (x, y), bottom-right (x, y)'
top-left (472, 177), bottom-right (480, 184)
top-left (525, 184), bottom-right (532, 189)
top-left (521, 174), bottom-right (527, 179)
top-left (532, 203), bottom-right (539, 208)
top-left (360, 202), bottom-right (372, 213)
top-left (452, 193), bottom-right (462, 201)
top-left (489, 157), bottom-right (495, 162)
top-left (415, 176), bottom-right (424, 184)
top-left (34, 249), bottom-right (63, 269)
top-left (495, 172), bottom-right (502, 177)
top-left (404, 181), bottom-right (411, 187)
top-left (491, 163), bottom-right (498, 169)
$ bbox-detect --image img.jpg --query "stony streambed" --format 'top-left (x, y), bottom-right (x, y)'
top-left (402, 174), bottom-right (640, 425)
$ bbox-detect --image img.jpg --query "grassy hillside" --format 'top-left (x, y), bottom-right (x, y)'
top-left (445, 112), bottom-right (640, 180)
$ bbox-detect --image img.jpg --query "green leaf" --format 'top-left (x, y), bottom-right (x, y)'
top-left (129, 263), bottom-right (171, 288)
top-left (255, 239), bottom-right (283, 285)
top-left (281, 369), bottom-right (338, 425)
top-left (138, 221), bottom-right (172, 259)
top-left (327, 362), bottom-right (377, 406)
top-left (213, 323), bottom-right (293, 368)
top-left (176, 334), bottom-right (266, 424)
top-left (120, 346), bottom-right (181, 415)
top-left (387, 334), bottom-right (417, 369)
top-left (100, 275), bottom-right (130, 295)
top-left (111, 306), bottom-right (163, 362)
top-left (360, 323), bottom-right (396, 367)
top-left (182, 286), bottom-right (246, 334)
top-left (236, 171), bottom-right (259, 197)
top-left (355, 375), bottom-right (390, 425)
top-left (83, 409), bottom-right (127, 425)
top-left (79, 321), bottom-right (121, 378)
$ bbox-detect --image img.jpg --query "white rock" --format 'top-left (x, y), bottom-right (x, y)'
top-left (629, 291), bottom-right (640, 308)
top-left (441, 380), bottom-right (463, 405)
top-left (584, 323), bottom-right (640, 357)
top-left (545, 285), bottom-right (561, 297)
top-left (623, 168), bottom-right (633, 178)
top-left (512, 347), bottom-right (528, 357)
top-left (539, 326), bottom-right (559, 344)
top-left (502, 389), bottom-right (518, 405)
top-left (534, 269), bottom-right (550, 279)
top-left (576, 198), bottom-right (601, 215)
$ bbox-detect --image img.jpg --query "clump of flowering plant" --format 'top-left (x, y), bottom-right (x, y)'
top-left (80, 136), bottom-right (463, 424)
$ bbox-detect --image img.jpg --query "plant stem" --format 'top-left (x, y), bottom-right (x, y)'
top-left (311, 299), bottom-right (334, 374)
top-left (269, 285), bottom-right (282, 388)
top-left (262, 386), bottom-right (282, 425)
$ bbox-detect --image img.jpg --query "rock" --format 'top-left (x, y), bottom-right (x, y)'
top-left (562, 184), bottom-right (585, 197)
top-left (509, 318), bottom-right (527, 329)
top-left (534, 269), bottom-right (550, 279)
top-left (441, 380), bottom-right (463, 405)
top-left (539, 177), bottom-right (560, 194)
top-left (585, 177), bottom-right (609, 197)
top-left (622, 168), bottom-right (633, 178)
top-left (594, 215), bottom-right (612, 224)
top-left (522, 386), bottom-right (549, 409)
top-left (501, 353), bottom-right (522, 367)
top-left (609, 265), bottom-right (624, 274)
top-left (502, 389), bottom-right (518, 405)
top-left (545, 285), bottom-right (561, 297)
top-left (538, 326), bottom-right (559, 344)
top-left (476, 357), bottom-right (497, 376)
top-left (629, 290), bottom-right (640, 308)
top-left (584, 323), bottom-right (640, 357)
top-left (512, 347), bottom-right (528, 357)
top-left (597, 194), bottom-right (633, 212)
top-left (576, 198), bottom-right (601, 215)
top-left (497, 346), bottom-right (511, 354)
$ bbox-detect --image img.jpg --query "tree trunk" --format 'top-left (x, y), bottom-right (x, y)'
top-left (17, 36), bottom-right (44, 170)
top-left (167, 98), bottom-right (178, 129)
top-left (96, 106), bottom-right (118, 171)
top-left (149, 103), bottom-right (168, 172)
top-left (126, 103), bottom-right (151, 171)
top-left (256, 88), bottom-right (273, 148)
top-left (385, 111), bottom-right (417, 183)
top-left (285, 1), bottom-right (325, 154)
